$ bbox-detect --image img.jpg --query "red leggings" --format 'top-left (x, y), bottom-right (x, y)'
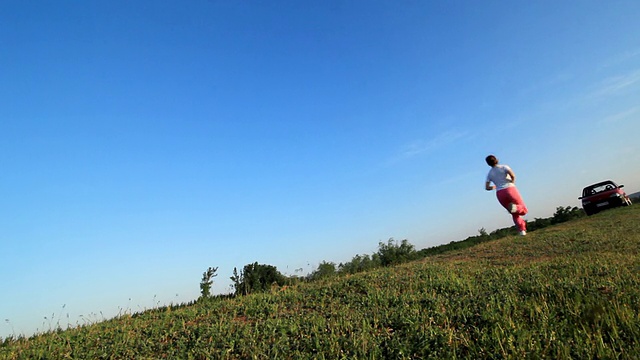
top-left (496, 187), bottom-right (528, 231)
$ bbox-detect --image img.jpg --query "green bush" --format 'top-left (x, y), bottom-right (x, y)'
top-left (230, 262), bottom-right (287, 296)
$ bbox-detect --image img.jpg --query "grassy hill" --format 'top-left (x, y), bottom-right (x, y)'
top-left (2, 206), bottom-right (639, 359)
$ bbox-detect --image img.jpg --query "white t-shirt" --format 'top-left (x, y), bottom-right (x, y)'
top-left (486, 165), bottom-right (515, 190)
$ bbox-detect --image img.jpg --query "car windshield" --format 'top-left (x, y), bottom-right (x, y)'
top-left (583, 182), bottom-right (617, 196)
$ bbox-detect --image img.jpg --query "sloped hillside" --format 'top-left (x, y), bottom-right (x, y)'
top-left (2, 206), bottom-right (639, 359)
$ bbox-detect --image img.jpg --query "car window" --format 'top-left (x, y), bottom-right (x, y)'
top-left (584, 182), bottom-right (616, 196)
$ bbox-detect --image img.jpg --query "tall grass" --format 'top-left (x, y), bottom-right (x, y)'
top-left (1, 206), bottom-right (639, 359)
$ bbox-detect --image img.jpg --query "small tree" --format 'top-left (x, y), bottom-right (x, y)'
top-left (230, 267), bottom-right (241, 295)
top-left (377, 238), bottom-right (416, 266)
top-left (338, 253), bottom-right (381, 274)
top-left (230, 262), bottom-right (286, 296)
top-left (551, 206), bottom-right (584, 224)
top-left (309, 261), bottom-right (337, 280)
top-left (199, 266), bottom-right (218, 299)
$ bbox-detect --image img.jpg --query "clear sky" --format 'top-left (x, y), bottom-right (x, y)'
top-left (2, 1), bottom-right (639, 338)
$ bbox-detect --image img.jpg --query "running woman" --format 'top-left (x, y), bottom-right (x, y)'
top-left (485, 155), bottom-right (528, 236)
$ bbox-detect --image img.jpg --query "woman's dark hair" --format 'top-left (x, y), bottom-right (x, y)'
top-left (485, 155), bottom-right (498, 166)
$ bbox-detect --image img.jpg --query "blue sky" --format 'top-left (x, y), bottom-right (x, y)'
top-left (2, 1), bottom-right (639, 337)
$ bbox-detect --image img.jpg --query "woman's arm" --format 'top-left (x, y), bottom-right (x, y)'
top-left (485, 181), bottom-right (496, 191)
top-left (506, 168), bottom-right (516, 184)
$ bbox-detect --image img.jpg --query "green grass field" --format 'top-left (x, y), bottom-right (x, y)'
top-left (2, 205), bottom-right (639, 359)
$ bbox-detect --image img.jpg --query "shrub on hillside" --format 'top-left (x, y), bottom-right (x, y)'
top-left (308, 261), bottom-right (337, 280)
top-left (230, 262), bottom-right (287, 296)
top-left (377, 238), bottom-right (417, 266)
top-left (338, 253), bottom-right (381, 275)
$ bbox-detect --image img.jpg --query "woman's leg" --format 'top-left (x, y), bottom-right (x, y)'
top-left (512, 214), bottom-right (527, 232)
top-left (496, 187), bottom-right (528, 215)
top-left (496, 187), bottom-right (528, 231)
